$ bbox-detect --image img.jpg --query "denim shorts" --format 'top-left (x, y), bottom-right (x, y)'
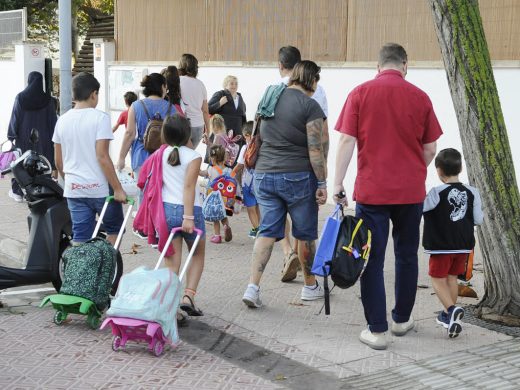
top-left (164, 203), bottom-right (206, 242)
top-left (67, 197), bottom-right (124, 243)
top-left (242, 184), bottom-right (257, 207)
top-left (253, 171), bottom-right (318, 241)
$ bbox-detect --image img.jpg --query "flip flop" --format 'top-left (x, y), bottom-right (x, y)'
top-left (180, 295), bottom-right (204, 316)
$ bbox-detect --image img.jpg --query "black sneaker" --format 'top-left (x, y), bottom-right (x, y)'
top-left (448, 306), bottom-right (464, 338)
top-left (132, 229), bottom-right (147, 240)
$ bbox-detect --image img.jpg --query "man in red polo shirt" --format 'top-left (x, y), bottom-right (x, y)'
top-left (334, 43), bottom-right (442, 350)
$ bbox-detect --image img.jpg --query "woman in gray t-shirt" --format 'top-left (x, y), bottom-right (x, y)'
top-left (242, 61), bottom-right (329, 308)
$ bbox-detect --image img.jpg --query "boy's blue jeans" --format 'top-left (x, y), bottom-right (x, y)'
top-left (67, 197), bottom-right (124, 243)
top-left (355, 203), bottom-right (423, 333)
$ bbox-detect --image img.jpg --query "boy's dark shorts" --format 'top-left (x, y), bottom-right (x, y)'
top-left (429, 253), bottom-right (467, 278)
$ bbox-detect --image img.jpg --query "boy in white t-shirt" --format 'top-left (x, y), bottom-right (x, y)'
top-left (234, 121), bottom-right (260, 238)
top-left (53, 73), bottom-right (127, 245)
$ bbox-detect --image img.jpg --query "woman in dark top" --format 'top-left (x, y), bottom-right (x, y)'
top-left (241, 61), bottom-right (329, 308)
top-left (7, 71), bottom-right (57, 201)
top-left (208, 75), bottom-right (246, 139)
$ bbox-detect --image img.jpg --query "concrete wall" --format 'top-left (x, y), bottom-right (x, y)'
top-left (107, 62), bottom-right (520, 202)
top-left (0, 59), bottom-right (22, 139)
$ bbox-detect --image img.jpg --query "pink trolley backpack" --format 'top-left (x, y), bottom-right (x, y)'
top-left (101, 227), bottom-right (203, 356)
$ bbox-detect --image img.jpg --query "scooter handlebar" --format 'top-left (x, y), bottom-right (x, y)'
top-left (0, 167), bottom-right (12, 176)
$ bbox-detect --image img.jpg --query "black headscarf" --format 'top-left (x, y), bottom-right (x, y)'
top-left (18, 71), bottom-right (51, 111)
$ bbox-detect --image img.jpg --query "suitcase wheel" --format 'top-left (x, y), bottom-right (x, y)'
top-left (112, 336), bottom-right (122, 351)
top-left (53, 311), bottom-right (67, 325)
top-left (153, 340), bottom-right (164, 357)
top-left (87, 313), bottom-right (100, 329)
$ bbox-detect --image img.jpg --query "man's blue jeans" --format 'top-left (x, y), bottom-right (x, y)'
top-left (355, 203), bottom-right (423, 333)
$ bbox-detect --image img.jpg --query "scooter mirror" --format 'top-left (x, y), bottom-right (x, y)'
top-left (30, 129), bottom-right (39, 146)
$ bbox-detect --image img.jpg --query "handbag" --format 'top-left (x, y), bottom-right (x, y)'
top-left (117, 170), bottom-right (139, 197)
top-left (312, 205), bottom-right (343, 277)
top-left (244, 117), bottom-right (262, 169)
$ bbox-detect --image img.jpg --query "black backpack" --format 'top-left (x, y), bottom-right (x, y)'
top-left (323, 215), bottom-right (372, 315)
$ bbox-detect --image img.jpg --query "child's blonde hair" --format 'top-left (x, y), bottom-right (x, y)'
top-left (209, 144), bottom-right (226, 165)
top-left (209, 114), bottom-right (226, 135)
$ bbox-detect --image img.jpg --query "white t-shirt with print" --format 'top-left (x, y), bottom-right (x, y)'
top-left (52, 108), bottom-right (113, 198)
top-left (180, 76), bottom-right (207, 128)
top-left (280, 75), bottom-right (328, 117)
top-left (237, 145), bottom-right (254, 187)
top-left (162, 146), bottom-right (203, 206)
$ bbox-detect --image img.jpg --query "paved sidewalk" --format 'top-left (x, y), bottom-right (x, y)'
top-left (0, 178), bottom-right (516, 389)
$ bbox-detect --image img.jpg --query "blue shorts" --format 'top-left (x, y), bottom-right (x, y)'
top-left (253, 171), bottom-right (318, 241)
top-left (67, 197), bottom-right (124, 243)
top-left (242, 184), bottom-right (257, 207)
top-left (164, 203), bottom-right (206, 242)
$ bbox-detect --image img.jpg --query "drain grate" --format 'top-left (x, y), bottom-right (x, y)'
top-left (463, 305), bottom-right (520, 337)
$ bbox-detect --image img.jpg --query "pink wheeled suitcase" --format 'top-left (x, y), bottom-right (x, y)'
top-left (100, 227), bottom-right (203, 356)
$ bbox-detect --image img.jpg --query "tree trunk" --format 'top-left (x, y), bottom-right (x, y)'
top-left (427, 0), bottom-right (520, 317)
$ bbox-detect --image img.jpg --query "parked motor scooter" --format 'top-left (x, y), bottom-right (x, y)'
top-left (0, 129), bottom-right (72, 292)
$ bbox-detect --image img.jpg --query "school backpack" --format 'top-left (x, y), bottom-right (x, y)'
top-left (140, 101), bottom-right (173, 153)
top-left (106, 266), bottom-right (181, 343)
top-left (216, 131), bottom-right (242, 167)
top-left (59, 237), bottom-right (116, 310)
top-left (458, 250), bottom-right (474, 282)
top-left (202, 190), bottom-right (226, 222)
top-left (0, 141), bottom-right (21, 178)
top-left (210, 166), bottom-right (238, 212)
top-left (322, 215), bottom-right (372, 315)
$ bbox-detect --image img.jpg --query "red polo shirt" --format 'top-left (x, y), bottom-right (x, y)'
top-left (335, 69), bottom-right (443, 205)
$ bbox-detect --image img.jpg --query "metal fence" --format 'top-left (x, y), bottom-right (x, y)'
top-left (115, 0), bottom-right (520, 62)
top-left (0, 8), bottom-right (27, 54)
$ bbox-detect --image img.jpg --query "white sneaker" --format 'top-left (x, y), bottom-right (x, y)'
top-left (301, 281), bottom-right (325, 301)
top-left (8, 190), bottom-right (23, 202)
top-left (242, 284), bottom-right (262, 308)
top-left (391, 316), bottom-right (415, 336)
top-left (359, 329), bottom-right (388, 350)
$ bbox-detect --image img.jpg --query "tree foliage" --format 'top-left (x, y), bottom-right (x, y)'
top-left (0, 0), bottom-right (113, 53)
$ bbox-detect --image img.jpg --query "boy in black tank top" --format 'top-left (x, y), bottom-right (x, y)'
top-left (423, 148), bottom-right (483, 338)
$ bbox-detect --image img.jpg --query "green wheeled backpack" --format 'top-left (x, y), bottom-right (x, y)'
top-left (60, 237), bottom-right (116, 311)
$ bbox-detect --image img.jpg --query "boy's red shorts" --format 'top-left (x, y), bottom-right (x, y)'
top-left (429, 253), bottom-right (467, 278)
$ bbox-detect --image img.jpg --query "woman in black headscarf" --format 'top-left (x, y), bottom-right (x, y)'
top-left (7, 71), bottom-right (57, 201)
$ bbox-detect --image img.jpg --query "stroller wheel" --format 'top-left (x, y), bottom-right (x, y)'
top-left (153, 340), bottom-right (164, 357)
top-left (54, 311), bottom-right (66, 325)
top-left (112, 336), bottom-right (122, 351)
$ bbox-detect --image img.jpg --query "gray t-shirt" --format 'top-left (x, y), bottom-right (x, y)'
top-left (255, 88), bottom-right (325, 173)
